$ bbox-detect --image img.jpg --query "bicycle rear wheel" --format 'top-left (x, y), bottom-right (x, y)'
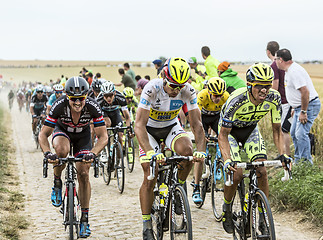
top-left (125, 136), bottom-right (135, 172)
top-left (170, 185), bottom-right (192, 240)
top-left (250, 190), bottom-right (275, 240)
top-left (211, 160), bottom-right (225, 221)
top-left (114, 142), bottom-right (125, 193)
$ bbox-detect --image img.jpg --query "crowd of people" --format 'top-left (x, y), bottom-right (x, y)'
top-left (4, 43), bottom-right (321, 239)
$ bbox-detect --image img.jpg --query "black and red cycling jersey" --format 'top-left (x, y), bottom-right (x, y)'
top-left (44, 95), bottom-right (105, 133)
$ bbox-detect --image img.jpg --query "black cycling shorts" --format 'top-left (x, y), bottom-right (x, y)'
top-left (202, 114), bottom-right (220, 135)
top-left (104, 111), bottom-right (123, 131)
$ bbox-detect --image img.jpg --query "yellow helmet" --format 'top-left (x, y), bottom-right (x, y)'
top-left (207, 77), bottom-right (226, 95)
top-left (123, 87), bottom-right (134, 98)
top-left (246, 63), bottom-right (274, 83)
top-left (164, 57), bottom-right (191, 84)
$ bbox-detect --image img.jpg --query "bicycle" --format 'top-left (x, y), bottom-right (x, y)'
top-left (149, 155), bottom-right (194, 240)
top-left (226, 160), bottom-right (291, 240)
top-left (43, 150), bottom-right (99, 240)
top-left (124, 122), bottom-right (135, 173)
top-left (99, 125), bottom-right (129, 193)
top-left (34, 115), bottom-right (45, 149)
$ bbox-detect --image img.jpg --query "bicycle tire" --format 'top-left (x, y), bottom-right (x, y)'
top-left (68, 182), bottom-right (75, 240)
top-left (151, 191), bottom-right (164, 240)
top-left (211, 161), bottom-right (225, 221)
top-left (232, 183), bottom-right (248, 240)
top-left (35, 121), bottom-right (41, 149)
top-left (250, 190), bottom-right (276, 240)
top-left (101, 146), bottom-right (111, 185)
top-left (170, 185), bottom-right (193, 240)
top-left (114, 141), bottom-right (125, 193)
top-left (125, 136), bottom-right (135, 172)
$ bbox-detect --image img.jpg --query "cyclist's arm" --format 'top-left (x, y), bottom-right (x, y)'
top-left (92, 125), bottom-right (108, 155)
top-left (272, 122), bottom-right (285, 155)
top-left (46, 105), bottom-right (51, 115)
top-left (134, 107), bottom-right (153, 153)
top-left (188, 108), bottom-right (206, 152)
top-left (30, 105), bottom-right (35, 115)
top-left (121, 108), bottom-right (131, 127)
top-left (218, 126), bottom-right (232, 161)
top-left (39, 125), bottom-right (54, 153)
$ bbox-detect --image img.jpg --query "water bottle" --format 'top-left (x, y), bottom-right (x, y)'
top-left (159, 183), bottom-right (168, 207)
top-left (243, 193), bottom-right (249, 212)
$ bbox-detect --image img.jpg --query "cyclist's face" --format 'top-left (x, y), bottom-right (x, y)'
top-left (68, 96), bottom-right (86, 112)
top-left (164, 80), bottom-right (182, 98)
top-left (250, 81), bottom-right (272, 102)
top-left (209, 92), bottom-right (223, 104)
top-left (103, 92), bottom-right (115, 104)
top-left (125, 97), bottom-right (132, 104)
top-left (36, 91), bottom-right (43, 99)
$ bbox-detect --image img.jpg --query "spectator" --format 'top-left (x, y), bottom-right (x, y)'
top-left (217, 61), bottom-right (246, 94)
top-left (85, 71), bottom-right (93, 86)
top-left (144, 75), bottom-right (150, 81)
top-left (124, 63), bottom-right (136, 87)
top-left (116, 68), bottom-right (136, 90)
top-left (135, 75), bottom-right (142, 83)
top-left (201, 46), bottom-right (220, 79)
top-left (135, 78), bottom-right (149, 96)
top-left (266, 41), bottom-right (292, 156)
top-left (95, 72), bottom-right (101, 80)
top-left (152, 59), bottom-right (163, 75)
top-left (275, 48), bottom-right (321, 164)
top-left (187, 57), bottom-right (206, 92)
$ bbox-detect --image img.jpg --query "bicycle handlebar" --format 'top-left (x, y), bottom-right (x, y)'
top-left (225, 160), bottom-right (292, 187)
top-left (147, 156), bottom-right (194, 181)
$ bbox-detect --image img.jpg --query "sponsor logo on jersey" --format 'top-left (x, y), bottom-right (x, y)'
top-left (140, 98), bottom-right (150, 106)
top-left (149, 108), bottom-right (180, 121)
top-left (190, 98), bottom-right (197, 105)
top-left (170, 100), bottom-right (184, 110)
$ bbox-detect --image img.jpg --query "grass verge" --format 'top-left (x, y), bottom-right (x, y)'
top-left (0, 106), bottom-right (29, 240)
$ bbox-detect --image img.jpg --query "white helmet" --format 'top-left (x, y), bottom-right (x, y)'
top-left (35, 85), bottom-right (44, 92)
top-left (45, 86), bottom-right (52, 93)
top-left (100, 81), bottom-right (115, 94)
top-left (53, 84), bottom-right (64, 91)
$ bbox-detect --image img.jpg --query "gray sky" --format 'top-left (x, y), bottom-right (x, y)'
top-left (1, 0), bottom-right (323, 62)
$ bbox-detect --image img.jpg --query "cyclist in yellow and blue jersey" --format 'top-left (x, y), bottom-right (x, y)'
top-left (122, 87), bottom-right (138, 121)
top-left (218, 63), bottom-right (291, 234)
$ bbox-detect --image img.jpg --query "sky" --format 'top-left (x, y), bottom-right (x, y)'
top-left (1, 0), bottom-right (323, 62)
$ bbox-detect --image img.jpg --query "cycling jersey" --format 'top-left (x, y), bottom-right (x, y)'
top-left (138, 78), bottom-right (198, 128)
top-left (96, 90), bottom-right (128, 117)
top-left (30, 94), bottom-right (48, 110)
top-left (44, 96), bottom-right (105, 133)
top-left (197, 89), bottom-right (229, 116)
top-left (47, 93), bottom-right (66, 107)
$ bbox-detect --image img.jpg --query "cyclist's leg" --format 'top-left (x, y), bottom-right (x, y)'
top-left (244, 126), bottom-right (268, 197)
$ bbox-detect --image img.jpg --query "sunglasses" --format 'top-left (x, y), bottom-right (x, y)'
top-left (209, 91), bottom-right (223, 97)
top-left (126, 97), bottom-right (133, 100)
top-left (103, 93), bottom-right (114, 98)
top-left (165, 79), bottom-right (185, 91)
top-left (68, 95), bottom-right (87, 102)
top-left (249, 82), bottom-right (272, 90)
top-left (36, 91), bottom-right (43, 93)
top-left (55, 91), bottom-right (63, 94)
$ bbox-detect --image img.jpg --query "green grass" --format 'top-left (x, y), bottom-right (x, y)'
top-left (0, 106), bottom-right (29, 240)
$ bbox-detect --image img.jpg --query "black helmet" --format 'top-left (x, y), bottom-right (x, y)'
top-left (91, 79), bottom-right (104, 92)
top-left (65, 76), bottom-right (89, 96)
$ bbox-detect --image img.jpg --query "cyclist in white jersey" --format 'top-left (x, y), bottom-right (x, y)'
top-left (135, 57), bottom-right (206, 240)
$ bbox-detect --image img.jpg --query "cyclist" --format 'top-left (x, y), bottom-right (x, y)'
top-left (88, 78), bottom-right (105, 99)
top-left (8, 89), bottom-right (15, 109)
top-left (17, 88), bottom-right (25, 111)
top-left (30, 85), bottom-right (48, 137)
top-left (25, 88), bottom-right (32, 112)
top-left (39, 77), bottom-right (108, 238)
top-left (218, 63), bottom-right (291, 234)
top-left (96, 81), bottom-right (133, 149)
top-left (46, 84), bottom-right (64, 115)
top-left (135, 57), bottom-right (206, 240)
top-left (122, 87), bottom-right (138, 121)
top-left (192, 77), bottom-right (229, 204)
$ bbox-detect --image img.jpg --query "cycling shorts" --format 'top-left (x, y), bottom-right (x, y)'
top-left (202, 114), bottom-right (220, 135)
top-left (228, 126), bottom-right (267, 162)
top-left (34, 107), bottom-right (45, 116)
top-left (139, 120), bottom-right (190, 163)
top-left (52, 125), bottom-right (92, 157)
top-left (104, 111), bottom-right (123, 131)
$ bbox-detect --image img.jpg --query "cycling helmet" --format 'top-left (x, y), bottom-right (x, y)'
top-left (246, 63), bottom-right (274, 83)
top-left (91, 79), bottom-right (104, 92)
top-left (163, 57), bottom-right (191, 85)
top-left (65, 76), bottom-right (89, 96)
top-left (123, 87), bottom-right (134, 98)
top-left (100, 81), bottom-right (115, 94)
top-left (45, 86), bottom-right (52, 93)
top-left (207, 77), bottom-right (226, 95)
top-left (35, 85), bottom-right (43, 92)
top-left (53, 84), bottom-right (64, 91)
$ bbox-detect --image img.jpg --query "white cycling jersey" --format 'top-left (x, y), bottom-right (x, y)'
top-left (138, 78), bottom-right (198, 128)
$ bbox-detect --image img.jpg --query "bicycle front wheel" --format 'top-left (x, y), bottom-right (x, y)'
top-left (67, 182), bottom-right (77, 240)
top-left (250, 190), bottom-right (275, 240)
top-left (211, 161), bottom-right (225, 221)
top-left (114, 142), bottom-right (125, 193)
top-left (151, 191), bottom-right (164, 240)
top-left (125, 136), bottom-right (135, 172)
top-left (101, 146), bottom-right (111, 185)
top-left (170, 185), bottom-right (192, 240)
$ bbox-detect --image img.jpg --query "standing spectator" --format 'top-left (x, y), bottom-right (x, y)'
top-left (217, 61), bottom-right (246, 94)
top-left (201, 46), bottom-right (220, 79)
top-left (187, 57), bottom-right (205, 92)
top-left (144, 75), bottom-right (150, 81)
top-left (124, 63), bottom-right (136, 87)
top-left (152, 59), bottom-right (163, 75)
top-left (135, 78), bottom-right (149, 96)
top-left (85, 71), bottom-right (93, 86)
top-left (275, 48), bottom-right (321, 164)
top-left (266, 41), bottom-right (292, 156)
top-left (115, 68), bottom-right (136, 90)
